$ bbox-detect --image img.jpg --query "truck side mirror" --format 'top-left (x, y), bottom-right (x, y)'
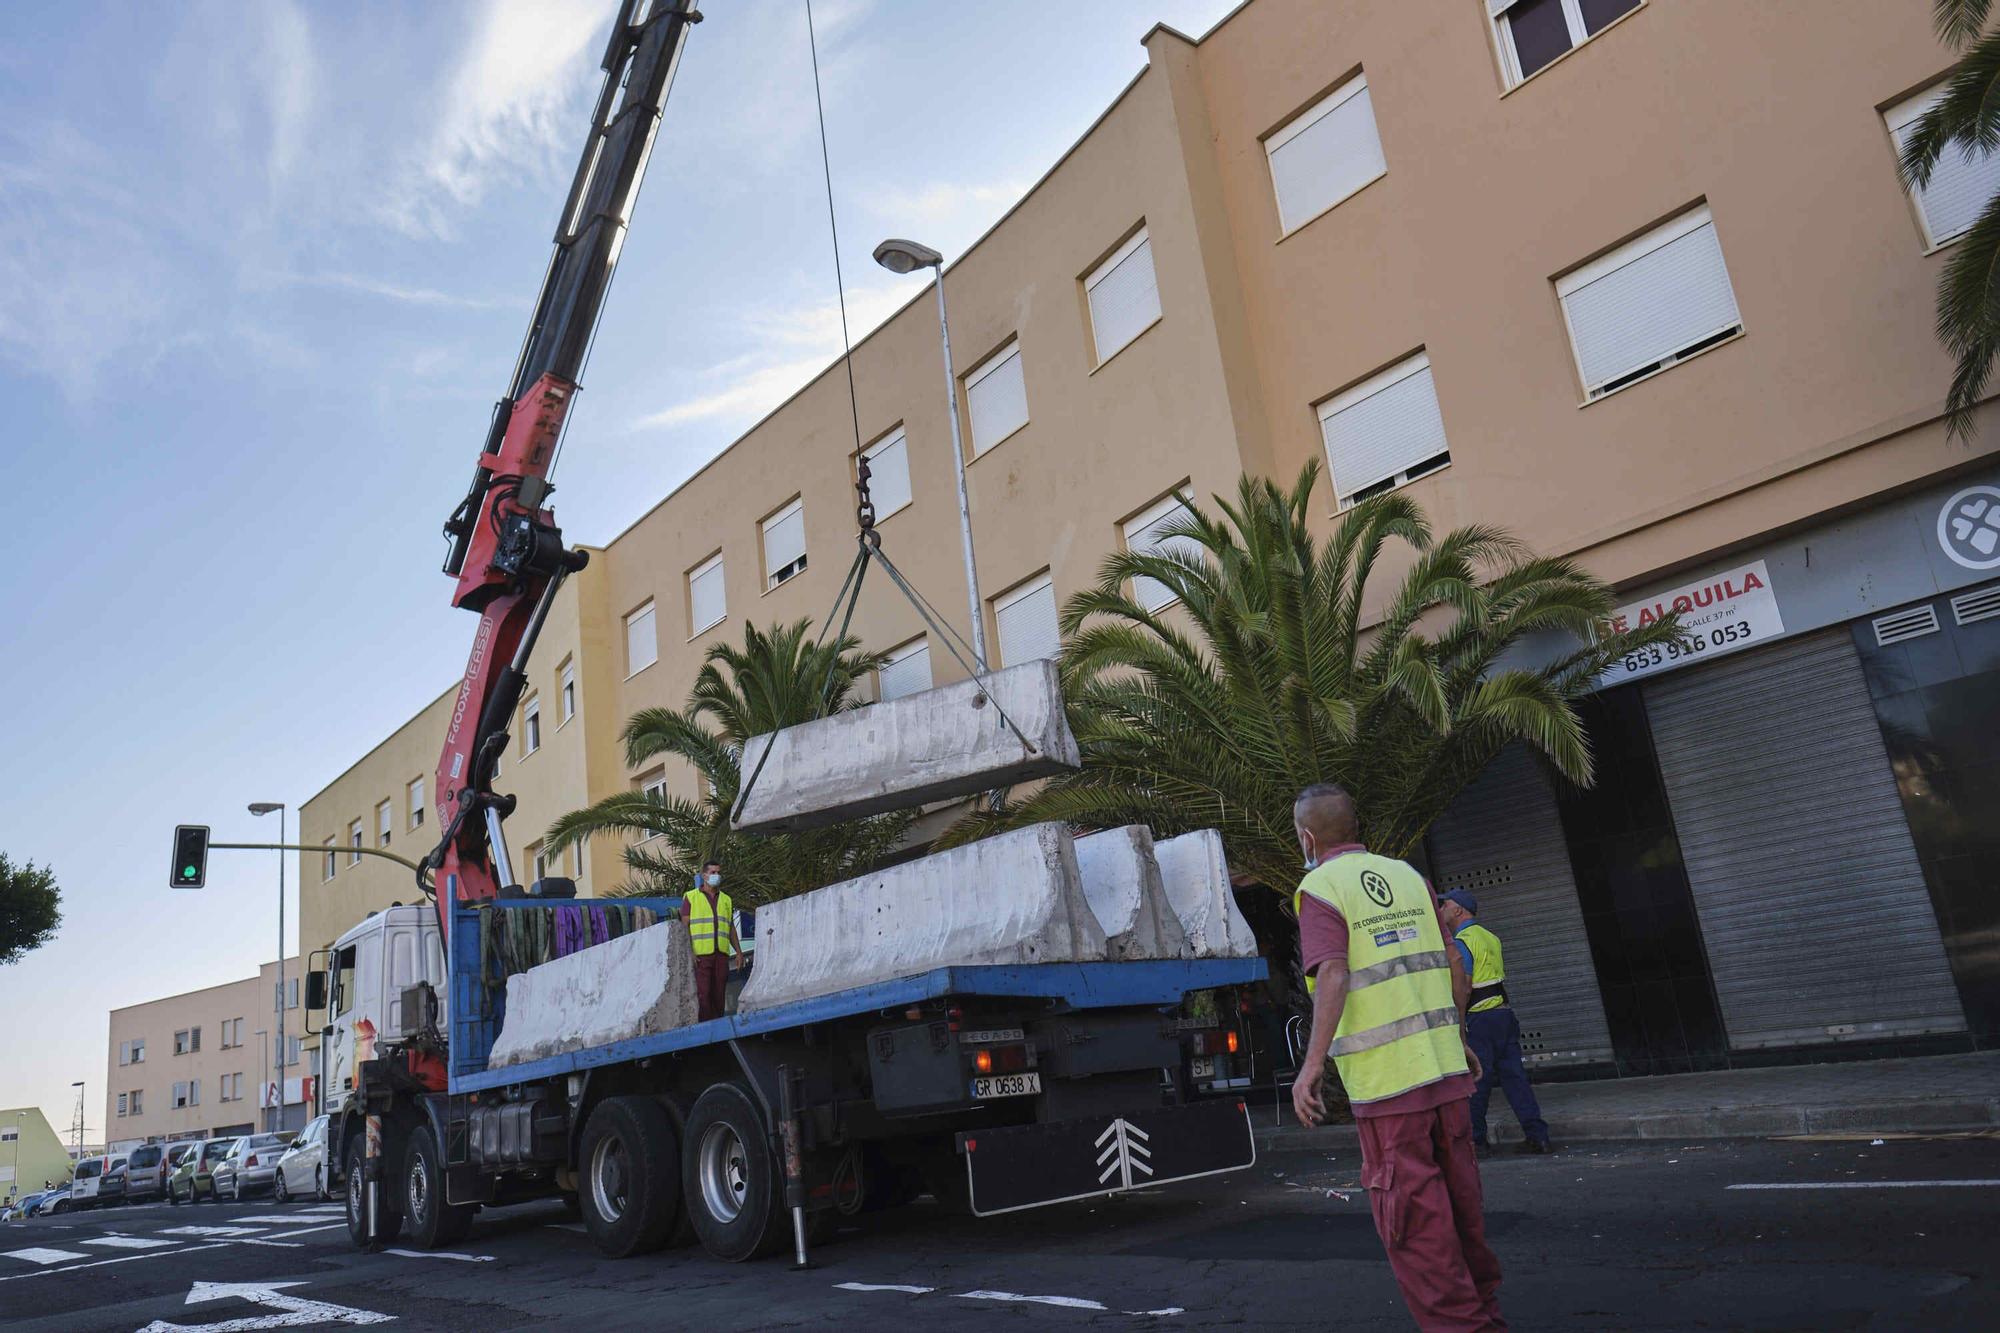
top-left (305, 971), bottom-right (326, 1012)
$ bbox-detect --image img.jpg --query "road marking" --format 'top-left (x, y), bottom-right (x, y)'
top-left (0, 1241), bottom-right (232, 1283)
top-left (383, 1248), bottom-right (494, 1262)
top-left (82, 1236), bottom-right (178, 1249)
top-left (958, 1290), bottom-right (1112, 1311)
top-left (835, 1282), bottom-right (936, 1294)
top-left (231, 1215), bottom-right (329, 1225)
top-left (157, 1226), bottom-right (265, 1237)
top-left (1727, 1180), bottom-right (2000, 1191)
top-left (2, 1247), bottom-right (90, 1265)
top-left (136, 1278), bottom-right (394, 1331)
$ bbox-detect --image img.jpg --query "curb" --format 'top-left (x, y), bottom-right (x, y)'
top-left (1252, 1097), bottom-right (2000, 1153)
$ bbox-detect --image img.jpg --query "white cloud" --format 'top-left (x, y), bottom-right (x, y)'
top-left (870, 179), bottom-right (1030, 234)
top-left (274, 270), bottom-right (516, 310)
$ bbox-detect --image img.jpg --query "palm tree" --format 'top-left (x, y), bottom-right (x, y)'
top-left (946, 461), bottom-right (1685, 900)
top-left (1900, 0), bottom-right (2000, 439)
top-left (543, 618), bottom-right (915, 906)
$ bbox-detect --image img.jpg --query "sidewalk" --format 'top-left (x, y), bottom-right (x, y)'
top-left (1253, 1049), bottom-right (2000, 1152)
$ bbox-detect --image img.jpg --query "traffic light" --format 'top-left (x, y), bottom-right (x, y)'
top-left (171, 825), bottom-right (210, 889)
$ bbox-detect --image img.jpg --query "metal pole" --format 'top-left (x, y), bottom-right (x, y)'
top-left (276, 806), bottom-right (286, 1134)
top-left (931, 270), bottom-right (988, 670)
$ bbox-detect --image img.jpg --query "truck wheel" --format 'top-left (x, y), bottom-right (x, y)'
top-left (402, 1126), bottom-right (475, 1249)
top-left (578, 1096), bottom-right (680, 1258)
top-left (344, 1138), bottom-right (403, 1247)
top-left (681, 1083), bottom-right (785, 1263)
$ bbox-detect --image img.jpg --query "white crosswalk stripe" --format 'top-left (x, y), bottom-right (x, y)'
top-left (2, 1247), bottom-right (89, 1265)
top-left (82, 1236), bottom-right (177, 1250)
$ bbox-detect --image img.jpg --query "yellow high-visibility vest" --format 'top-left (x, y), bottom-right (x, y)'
top-left (686, 887), bottom-right (735, 957)
top-left (1456, 922), bottom-right (1507, 1013)
top-left (1298, 853), bottom-right (1467, 1106)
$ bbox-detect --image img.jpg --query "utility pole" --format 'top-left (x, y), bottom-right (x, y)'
top-left (249, 803), bottom-right (286, 1133)
top-left (68, 1082), bottom-right (84, 1164)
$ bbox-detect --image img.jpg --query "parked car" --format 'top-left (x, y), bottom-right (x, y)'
top-left (273, 1115), bottom-right (333, 1203)
top-left (68, 1155), bottom-right (119, 1209)
top-left (1, 1191), bottom-right (51, 1221)
top-left (210, 1133), bottom-right (289, 1202)
top-left (167, 1137), bottom-right (237, 1204)
top-left (120, 1143), bottom-right (173, 1202)
top-left (97, 1156), bottom-right (131, 1206)
top-left (40, 1186), bottom-right (74, 1215)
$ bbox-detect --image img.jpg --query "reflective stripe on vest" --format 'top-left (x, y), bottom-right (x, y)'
top-left (686, 888), bottom-right (735, 957)
top-left (1298, 852), bottom-right (1467, 1105)
top-left (1457, 922), bottom-right (1506, 1013)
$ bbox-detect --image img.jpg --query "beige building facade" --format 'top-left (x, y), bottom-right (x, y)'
top-left (302, 1), bottom-right (2000, 1076)
top-left (106, 958), bottom-right (308, 1149)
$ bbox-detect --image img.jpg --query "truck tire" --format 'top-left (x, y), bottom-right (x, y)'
top-left (578, 1096), bottom-right (680, 1258)
top-left (681, 1083), bottom-right (785, 1263)
top-left (402, 1126), bottom-right (475, 1249)
top-left (344, 1138), bottom-right (403, 1247)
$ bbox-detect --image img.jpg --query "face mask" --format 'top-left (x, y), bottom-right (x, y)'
top-left (705, 872), bottom-right (721, 888)
top-left (1300, 835), bottom-right (1318, 872)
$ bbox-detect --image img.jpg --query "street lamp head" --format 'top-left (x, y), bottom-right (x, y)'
top-left (248, 802), bottom-right (283, 816)
top-left (873, 238), bottom-right (943, 274)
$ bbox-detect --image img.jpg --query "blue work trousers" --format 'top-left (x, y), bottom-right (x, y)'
top-left (1465, 1007), bottom-right (1549, 1145)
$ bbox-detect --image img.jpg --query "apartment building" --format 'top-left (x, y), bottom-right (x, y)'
top-left (105, 958), bottom-right (310, 1150)
top-left (302, 0), bottom-right (1999, 1080)
top-left (2, 1108), bottom-right (72, 1205)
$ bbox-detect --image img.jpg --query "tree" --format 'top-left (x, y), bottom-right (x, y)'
top-left (543, 618), bottom-right (914, 906)
top-left (0, 853), bottom-right (61, 966)
top-left (947, 462), bottom-right (1685, 901)
top-left (1900, 0), bottom-right (2000, 439)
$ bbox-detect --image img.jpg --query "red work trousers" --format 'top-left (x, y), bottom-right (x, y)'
top-left (1357, 1097), bottom-right (1506, 1332)
top-left (695, 953), bottom-right (730, 1021)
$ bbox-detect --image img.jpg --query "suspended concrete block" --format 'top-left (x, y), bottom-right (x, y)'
top-left (737, 822), bottom-right (1109, 1011)
top-left (1072, 825), bottom-right (1192, 961)
top-left (487, 920), bottom-right (699, 1068)
top-left (1155, 829), bottom-right (1259, 959)
top-left (731, 659), bottom-right (1082, 834)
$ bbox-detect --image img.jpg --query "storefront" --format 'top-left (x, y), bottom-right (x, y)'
top-left (1427, 468), bottom-right (2000, 1076)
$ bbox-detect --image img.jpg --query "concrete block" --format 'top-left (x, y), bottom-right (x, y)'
top-left (738, 823), bottom-right (1108, 1011)
top-left (732, 659), bottom-right (1082, 834)
top-left (487, 921), bottom-right (699, 1069)
top-left (1072, 826), bottom-right (1191, 961)
top-left (1154, 829), bottom-right (1259, 959)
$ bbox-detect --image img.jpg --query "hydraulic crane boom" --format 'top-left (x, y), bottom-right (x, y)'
top-left (425, 0), bottom-right (699, 950)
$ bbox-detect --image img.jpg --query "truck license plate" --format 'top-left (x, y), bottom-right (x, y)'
top-left (1189, 1056), bottom-right (1216, 1078)
top-left (971, 1072), bottom-right (1041, 1100)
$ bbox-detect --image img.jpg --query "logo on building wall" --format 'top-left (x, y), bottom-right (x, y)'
top-left (1938, 485), bottom-right (2000, 570)
top-left (1361, 870), bottom-right (1395, 907)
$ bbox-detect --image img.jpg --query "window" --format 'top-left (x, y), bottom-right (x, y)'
top-left (131, 1037), bottom-right (144, 1063)
top-left (1490, 0), bottom-right (1641, 87)
top-left (860, 428), bottom-right (912, 520)
top-left (1317, 351), bottom-right (1452, 507)
top-left (348, 820), bottom-right (363, 865)
top-left (559, 661), bottom-right (576, 724)
top-left (763, 498), bottom-right (808, 589)
top-left (408, 777), bottom-right (425, 830)
top-left (173, 1029), bottom-right (190, 1056)
top-left (878, 637), bottom-right (932, 703)
top-left (119, 1040), bottom-right (131, 1066)
top-left (1556, 204), bottom-right (1742, 400)
top-left (376, 800), bottom-right (392, 847)
top-left (639, 769), bottom-right (669, 805)
top-left (1085, 228), bottom-right (1162, 362)
top-left (130, 1089), bottom-right (143, 1116)
top-left (1888, 86), bottom-right (2000, 250)
top-left (287, 1036), bottom-right (302, 1066)
top-left (1122, 491), bottom-right (1202, 611)
top-left (1266, 74), bottom-right (1386, 233)
top-left (965, 340), bottom-right (1029, 456)
top-left (571, 842), bottom-right (585, 878)
top-left (625, 600), bottom-right (658, 675)
top-left (287, 978), bottom-right (300, 1010)
top-left (994, 573), bottom-right (1060, 666)
top-left (321, 838), bottom-right (336, 881)
top-left (688, 554), bottom-right (726, 636)
top-left (530, 842), bottom-right (550, 884)
top-left (190, 1026), bottom-right (201, 1053)
top-left (117, 1093), bottom-right (128, 1117)
top-left (220, 1073), bottom-right (242, 1103)
top-left (220, 1018), bottom-right (242, 1049)
top-left (523, 694), bottom-right (541, 755)
top-left (173, 1080), bottom-right (195, 1109)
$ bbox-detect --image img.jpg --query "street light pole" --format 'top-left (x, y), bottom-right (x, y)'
top-left (249, 802), bottom-right (285, 1133)
top-left (873, 238), bottom-right (989, 670)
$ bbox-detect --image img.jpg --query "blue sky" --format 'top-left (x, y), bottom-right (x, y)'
top-left (0, 0), bottom-right (1237, 1140)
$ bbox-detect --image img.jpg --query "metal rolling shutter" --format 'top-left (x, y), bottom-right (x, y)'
top-left (1642, 629), bottom-right (1964, 1050)
top-left (1426, 744), bottom-right (1613, 1068)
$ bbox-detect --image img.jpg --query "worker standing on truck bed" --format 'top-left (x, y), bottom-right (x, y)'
top-left (684, 860), bottom-right (738, 1022)
top-left (1289, 783), bottom-right (1506, 1332)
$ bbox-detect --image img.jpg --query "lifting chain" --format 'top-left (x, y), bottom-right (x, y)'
top-left (854, 453), bottom-right (880, 551)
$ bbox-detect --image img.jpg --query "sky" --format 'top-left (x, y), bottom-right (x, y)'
top-left (0, 0), bottom-right (1239, 1142)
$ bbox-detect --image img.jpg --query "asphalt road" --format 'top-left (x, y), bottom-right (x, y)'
top-left (4, 1136), bottom-right (1995, 1331)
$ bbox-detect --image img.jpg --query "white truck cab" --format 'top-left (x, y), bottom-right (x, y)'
top-left (317, 905), bottom-right (446, 1118)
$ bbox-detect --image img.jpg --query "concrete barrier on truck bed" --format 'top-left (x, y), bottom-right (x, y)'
top-left (1155, 829), bottom-right (1259, 959)
top-left (487, 920), bottom-right (700, 1068)
top-left (1072, 825), bottom-right (1192, 961)
top-left (731, 659), bottom-right (1082, 834)
top-left (737, 822), bottom-right (1109, 1011)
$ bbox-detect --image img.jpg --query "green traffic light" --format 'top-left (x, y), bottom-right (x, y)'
top-left (182, 866), bottom-right (196, 879)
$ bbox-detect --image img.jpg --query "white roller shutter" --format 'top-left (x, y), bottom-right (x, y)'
top-left (762, 499), bottom-right (806, 587)
top-left (1267, 74), bottom-right (1386, 233)
top-left (965, 343), bottom-right (1028, 455)
top-left (995, 575), bottom-right (1060, 666)
top-left (1643, 629), bottom-right (1964, 1050)
top-left (1086, 229), bottom-right (1161, 362)
top-left (1317, 352), bottom-right (1449, 504)
top-left (1426, 743), bottom-right (1614, 1068)
top-left (862, 428), bottom-right (911, 518)
top-left (1122, 491), bottom-right (1200, 612)
top-left (1888, 87), bottom-right (2000, 249)
top-left (688, 554), bottom-right (725, 634)
top-left (1558, 206), bottom-right (1741, 397)
top-left (878, 638), bottom-right (931, 702)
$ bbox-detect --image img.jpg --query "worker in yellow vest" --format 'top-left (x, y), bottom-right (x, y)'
top-left (1289, 784), bottom-right (1505, 1332)
top-left (1438, 891), bottom-right (1551, 1157)
top-left (684, 859), bottom-right (739, 1022)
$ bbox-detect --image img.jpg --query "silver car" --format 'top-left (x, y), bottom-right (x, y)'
top-left (273, 1115), bottom-right (333, 1203)
top-left (209, 1133), bottom-right (290, 1202)
top-left (120, 1143), bottom-right (173, 1202)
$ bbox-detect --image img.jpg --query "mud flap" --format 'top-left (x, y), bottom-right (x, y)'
top-left (957, 1098), bottom-right (1255, 1217)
